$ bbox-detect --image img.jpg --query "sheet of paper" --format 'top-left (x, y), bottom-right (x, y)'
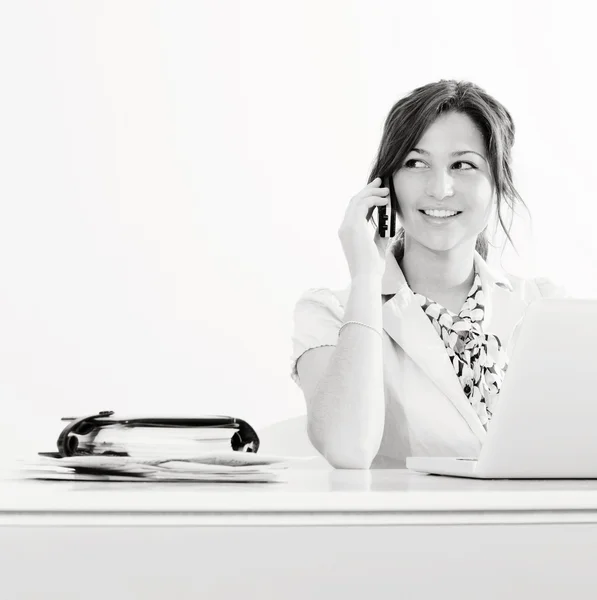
top-left (19, 450), bottom-right (316, 483)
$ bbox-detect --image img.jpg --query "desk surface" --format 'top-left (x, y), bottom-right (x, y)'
top-left (3, 434), bottom-right (597, 600)
top-left (5, 468), bottom-right (597, 600)
top-left (4, 466), bottom-right (597, 515)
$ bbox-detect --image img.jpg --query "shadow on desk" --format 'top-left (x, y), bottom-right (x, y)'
top-left (259, 416), bottom-right (330, 469)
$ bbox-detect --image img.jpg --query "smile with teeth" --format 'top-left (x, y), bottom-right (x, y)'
top-left (420, 209), bottom-right (461, 219)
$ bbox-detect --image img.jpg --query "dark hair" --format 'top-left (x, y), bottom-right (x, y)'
top-left (367, 80), bottom-right (528, 263)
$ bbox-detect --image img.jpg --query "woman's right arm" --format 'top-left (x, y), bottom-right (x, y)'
top-left (296, 274), bottom-right (385, 469)
top-left (296, 177), bottom-right (391, 469)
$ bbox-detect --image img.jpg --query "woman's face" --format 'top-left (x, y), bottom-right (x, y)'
top-left (392, 111), bottom-right (495, 254)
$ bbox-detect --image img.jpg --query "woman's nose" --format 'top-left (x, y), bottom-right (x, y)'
top-left (425, 170), bottom-right (455, 199)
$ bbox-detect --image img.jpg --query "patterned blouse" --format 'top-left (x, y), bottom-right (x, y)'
top-left (412, 269), bottom-right (509, 429)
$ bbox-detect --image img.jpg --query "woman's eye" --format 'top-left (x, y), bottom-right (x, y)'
top-left (453, 161), bottom-right (476, 170)
top-left (404, 159), bottom-right (426, 168)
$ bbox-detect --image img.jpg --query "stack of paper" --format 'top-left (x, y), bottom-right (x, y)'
top-left (21, 451), bottom-right (293, 483)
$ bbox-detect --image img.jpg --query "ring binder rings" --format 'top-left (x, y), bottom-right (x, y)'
top-left (49, 411), bottom-right (260, 457)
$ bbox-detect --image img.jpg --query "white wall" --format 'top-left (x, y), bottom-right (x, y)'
top-left (0, 0), bottom-right (594, 437)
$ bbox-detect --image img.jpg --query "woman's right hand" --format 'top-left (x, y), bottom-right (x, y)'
top-left (338, 177), bottom-right (392, 280)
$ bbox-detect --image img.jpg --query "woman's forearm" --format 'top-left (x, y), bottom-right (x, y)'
top-left (307, 275), bottom-right (385, 469)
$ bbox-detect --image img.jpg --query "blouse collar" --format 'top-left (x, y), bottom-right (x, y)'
top-left (381, 248), bottom-right (513, 296)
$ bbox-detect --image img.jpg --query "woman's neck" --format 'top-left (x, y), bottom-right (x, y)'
top-left (398, 239), bottom-right (476, 297)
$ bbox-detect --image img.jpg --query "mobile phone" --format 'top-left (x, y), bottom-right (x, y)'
top-left (377, 176), bottom-right (398, 238)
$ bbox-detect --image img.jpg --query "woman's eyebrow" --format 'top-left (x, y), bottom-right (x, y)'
top-left (411, 148), bottom-right (487, 162)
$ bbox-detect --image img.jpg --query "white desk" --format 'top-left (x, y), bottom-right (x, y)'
top-left (2, 467), bottom-right (597, 599)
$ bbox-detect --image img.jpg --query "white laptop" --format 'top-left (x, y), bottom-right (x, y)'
top-left (406, 297), bottom-right (597, 479)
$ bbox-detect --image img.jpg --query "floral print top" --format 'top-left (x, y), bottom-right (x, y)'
top-left (412, 269), bottom-right (509, 429)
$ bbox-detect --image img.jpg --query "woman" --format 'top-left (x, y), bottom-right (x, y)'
top-left (290, 80), bottom-right (565, 469)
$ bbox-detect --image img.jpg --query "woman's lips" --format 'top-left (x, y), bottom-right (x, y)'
top-left (419, 210), bottom-right (462, 224)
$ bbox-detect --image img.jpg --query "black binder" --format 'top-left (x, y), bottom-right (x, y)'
top-left (39, 410), bottom-right (260, 458)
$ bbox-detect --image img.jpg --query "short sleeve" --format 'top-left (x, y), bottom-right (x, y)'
top-left (290, 288), bottom-right (345, 388)
top-left (533, 276), bottom-right (567, 299)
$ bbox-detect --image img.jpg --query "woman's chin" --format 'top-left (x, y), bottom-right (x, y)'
top-left (413, 235), bottom-right (472, 255)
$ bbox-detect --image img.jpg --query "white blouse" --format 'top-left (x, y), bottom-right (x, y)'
top-left (290, 251), bottom-right (566, 468)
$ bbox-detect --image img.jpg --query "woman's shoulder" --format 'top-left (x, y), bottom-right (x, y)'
top-left (502, 271), bottom-right (567, 299)
top-left (293, 285), bottom-right (350, 312)
top-left (290, 286), bottom-right (350, 385)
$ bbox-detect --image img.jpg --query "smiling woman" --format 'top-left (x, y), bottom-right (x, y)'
top-left (377, 85), bottom-right (524, 271)
top-left (290, 80), bottom-right (566, 470)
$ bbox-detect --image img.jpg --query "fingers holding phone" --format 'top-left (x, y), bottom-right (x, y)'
top-left (338, 177), bottom-right (392, 280)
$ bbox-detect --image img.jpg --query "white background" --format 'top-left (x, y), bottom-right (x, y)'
top-left (0, 0), bottom-right (595, 436)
